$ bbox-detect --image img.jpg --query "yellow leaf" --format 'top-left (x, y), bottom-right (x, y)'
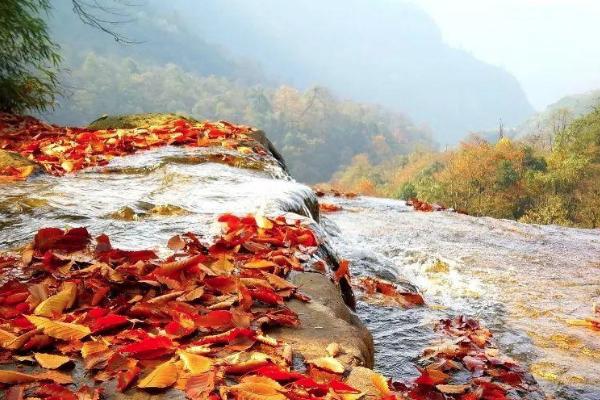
top-left (0, 370), bottom-right (38, 384)
top-left (2, 329), bottom-right (41, 350)
top-left (177, 350), bottom-right (213, 374)
top-left (34, 282), bottom-right (77, 317)
top-left (565, 318), bottom-right (595, 327)
top-left (81, 341), bottom-right (109, 359)
top-left (34, 353), bottom-right (71, 369)
top-left (230, 376), bottom-right (285, 400)
top-left (255, 215), bottom-right (273, 229)
top-left (243, 259), bottom-right (277, 269)
top-left (61, 160), bottom-right (74, 173)
top-left (237, 146), bottom-right (253, 155)
top-left (210, 255), bottom-right (235, 274)
top-left (25, 315), bottom-right (90, 341)
top-left (307, 356), bottom-right (345, 374)
top-left (371, 372), bottom-right (391, 396)
top-left (326, 342), bottom-right (342, 357)
top-left (340, 394), bottom-right (366, 400)
top-left (138, 360), bottom-right (178, 389)
top-left (17, 165), bottom-right (35, 179)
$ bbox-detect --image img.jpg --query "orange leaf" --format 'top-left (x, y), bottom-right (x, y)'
top-left (177, 350), bottom-right (213, 374)
top-left (243, 259), bottom-right (277, 269)
top-left (34, 353), bottom-right (71, 369)
top-left (137, 360), bottom-right (178, 389)
top-left (0, 370), bottom-right (38, 384)
top-left (334, 260), bottom-right (350, 283)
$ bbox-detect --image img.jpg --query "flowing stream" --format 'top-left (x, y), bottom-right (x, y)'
top-left (1, 145), bottom-right (600, 399)
top-left (321, 195), bottom-right (600, 400)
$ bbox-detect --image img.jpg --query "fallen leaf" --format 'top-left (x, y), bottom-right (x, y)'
top-left (0, 370), bottom-right (38, 384)
top-left (137, 360), bottom-right (179, 389)
top-left (25, 315), bottom-right (90, 341)
top-left (177, 350), bottom-right (213, 374)
top-left (33, 282), bottom-right (77, 317)
top-left (436, 384), bottom-right (470, 394)
top-left (34, 352), bottom-right (71, 369)
top-left (306, 356), bottom-right (345, 374)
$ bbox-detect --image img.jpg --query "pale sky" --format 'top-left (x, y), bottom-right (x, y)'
top-left (408, 0), bottom-right (600, 110)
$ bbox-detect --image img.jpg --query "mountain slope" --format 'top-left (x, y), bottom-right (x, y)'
top-left (170, 0), bottom-right (534, 144)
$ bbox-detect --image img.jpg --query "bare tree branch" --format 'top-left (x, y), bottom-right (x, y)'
top-left (71, 0), bottom-right (144, 44)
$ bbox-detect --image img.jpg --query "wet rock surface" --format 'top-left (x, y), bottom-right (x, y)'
top-left (0, 113), bottom-right (373, 398)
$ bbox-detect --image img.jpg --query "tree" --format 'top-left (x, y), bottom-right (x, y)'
top-left (0, 0), bottom-right (61, 113)
top-left (0, 0), bottom-right (138, 114)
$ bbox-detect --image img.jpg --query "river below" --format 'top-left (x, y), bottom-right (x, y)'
top-left (321, 195), bottom-right (600, 400)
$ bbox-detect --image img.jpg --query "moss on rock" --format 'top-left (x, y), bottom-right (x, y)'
top-left (0, 149), bottom-right (38, 171)
top-left (88, 113), bottom-right (197, 130)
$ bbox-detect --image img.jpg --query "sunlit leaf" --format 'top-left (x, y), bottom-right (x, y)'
top-left (137, 360), bottom-right (178, 389)
top-left (34, 352), bottom-right (71, 369)
top-left (177, 350), bottom-right (213, 374)
top-left (33, 282), bottom-right (77, 317)
top-left (25, 315), bottom-right (90, 341)
top-left (306, 356), bottom-right (345, 374)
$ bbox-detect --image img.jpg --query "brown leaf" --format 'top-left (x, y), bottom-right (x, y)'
top-left (436, 384), bottom-right (470, 394)
top-left (167, 235), bottom-right (186, 251)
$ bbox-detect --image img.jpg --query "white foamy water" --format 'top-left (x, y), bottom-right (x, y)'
top-left (322, 195), bottom-right (600, 400)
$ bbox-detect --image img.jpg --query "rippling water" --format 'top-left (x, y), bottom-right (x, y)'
top-left (2, 145), bottom-right (600, 399)
top-left (0, 146), bottom-right (315, 252)
top-left (321, 195), bottom-right (600, 400)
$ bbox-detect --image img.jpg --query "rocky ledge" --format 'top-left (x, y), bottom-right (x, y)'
top-left (0, 113), bottom-right (375, 399)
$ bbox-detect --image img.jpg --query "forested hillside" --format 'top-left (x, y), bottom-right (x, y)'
top-left (42, 2), bottom-right (433, 183)
top-left (333, 107), bottom-right (600, 228)
top-left (516, 89), bottom-right (600, 150)
top-left (175, 0), bottom-right (534, 143)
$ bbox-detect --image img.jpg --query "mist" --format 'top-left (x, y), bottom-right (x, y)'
top-left (40, 0), bottom-right (600, 181)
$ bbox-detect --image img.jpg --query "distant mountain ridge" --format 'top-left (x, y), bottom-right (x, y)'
top-left (166, 0), bottom-right (534, 144)
top-left (515, 89), bottom-right (600, 146)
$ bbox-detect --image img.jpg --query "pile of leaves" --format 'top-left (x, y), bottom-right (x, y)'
top-left (0, 113), bottom-right (265, 178)
top-left (406, 199), bottom-right (446, 213)
top-left (371, 316), bottom-right (541, 400)
top-left (319, 203), bottom-right (343, 213)
top-left (354, 276), bottom-right (424, 308)
top-left (314, 187), bottom-right (358, 199)
top-left (0, 214), bottom-right (364, 399)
